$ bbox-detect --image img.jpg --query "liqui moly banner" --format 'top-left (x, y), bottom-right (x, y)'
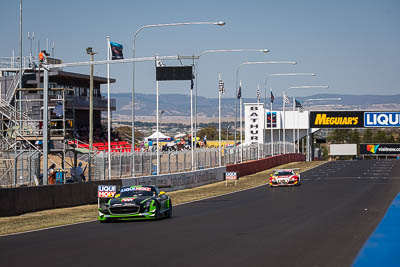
top-left (364, 112), bottom-right (400, 127)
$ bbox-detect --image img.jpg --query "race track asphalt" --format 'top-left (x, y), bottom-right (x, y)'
top-left (1, 159), bottom-right (400, 267)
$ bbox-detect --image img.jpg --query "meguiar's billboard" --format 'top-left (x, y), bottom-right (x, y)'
top-left (309, 111), bottom-right (364, 128)
top-left (360, 144), bottom-right (400, 155)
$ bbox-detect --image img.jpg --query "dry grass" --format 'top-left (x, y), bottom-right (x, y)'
top-left (0, 161), bottom-right (326, 236)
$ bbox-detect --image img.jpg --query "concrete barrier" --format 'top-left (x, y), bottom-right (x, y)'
top-left (226, 153), bottom-right (305, 177)
top-left (0, 180), bottom-right (120, 217)
top-left (121, 166), bottom-right (225, 191)
top-left (0, 167), bottom-right (225, 217)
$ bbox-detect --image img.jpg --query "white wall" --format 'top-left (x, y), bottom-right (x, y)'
top-left (329, 144), bottom-right (357, 156)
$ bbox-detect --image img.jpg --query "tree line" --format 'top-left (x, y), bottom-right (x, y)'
top-left (327, 129), bottom-right (400, 144)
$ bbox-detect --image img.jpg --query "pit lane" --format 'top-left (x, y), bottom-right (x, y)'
top-left (1, 159), bottom-right (399, 267)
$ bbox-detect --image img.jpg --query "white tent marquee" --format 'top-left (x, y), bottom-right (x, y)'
top-left (145, 131), bottom-right (171, 142)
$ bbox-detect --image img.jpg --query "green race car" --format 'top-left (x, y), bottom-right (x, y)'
top-left (98, 185), bottom-right (172, 222)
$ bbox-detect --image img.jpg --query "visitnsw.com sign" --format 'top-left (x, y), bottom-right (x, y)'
top-left (310, 111), bottom-right (400, 128)
top-left (360, 144), bottom-right (400, 155)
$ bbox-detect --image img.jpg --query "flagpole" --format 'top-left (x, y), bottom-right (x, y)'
top-left (270, 88), bottom-right (273, 156)
top-left (156, 79), bottom-right (160, 175)
top-left (239, 81), bottom-right (243, 162)
top-left (218, 73), bottom-right (222, 166)
top-left (297, 114), bottom-right (300, 153)
top-left (106, 36), bottom-right (112, 180)
top-left (283, 91), bottom-right (286, 154)
top-left (293, 96), bottom-right (296, 153)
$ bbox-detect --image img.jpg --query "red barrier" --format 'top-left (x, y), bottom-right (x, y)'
top-left (226, 153), bottom-right (305, 177)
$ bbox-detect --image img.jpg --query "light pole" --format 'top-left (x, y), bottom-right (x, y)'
top-left (132, 21), bottom-right (225, 177)
top-left (264, 73), bottom-right (315, 156)
top-left (235, 61), bottom-right (297, 161)
top-left (226, 124), bottom-right (234, 140)
top-left (283, 85), bottom-right (329, 156)
top-left (303, 98), bottom-right (342, 154)
top-left (194, 48), bottom-right (269, 169)
top-left (218, 74), bottom-right (225, 166)
top-left (86, 47), bottom-right (96, 182)
top-left (27, 32), bottom-right (34, 66)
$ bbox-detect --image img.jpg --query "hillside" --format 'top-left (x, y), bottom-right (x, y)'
top-left (111, 93), bottom-right (400, 118)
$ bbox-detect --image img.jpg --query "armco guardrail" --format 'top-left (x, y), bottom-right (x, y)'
top-left (226, 153), bottom-right (306, 177)
top-left (0, 167), bottom-right (225, 217)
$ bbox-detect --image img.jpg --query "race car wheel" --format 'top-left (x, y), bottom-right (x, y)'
top-left (167, 200), bottom-right (172, 218)
top-left (155, 203), bottom-right (161, 220)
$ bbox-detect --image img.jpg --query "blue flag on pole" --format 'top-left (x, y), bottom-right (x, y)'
top-left (110, 42), bottom-right (123, 60)
top-left (237, 83), bottom-right (242, 99)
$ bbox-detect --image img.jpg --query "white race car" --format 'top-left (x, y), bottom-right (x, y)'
top-left (269, 169), bottom-right (301, 187)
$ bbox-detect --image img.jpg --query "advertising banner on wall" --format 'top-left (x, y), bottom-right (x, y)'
top-left (244, 103), bottom-right (264, 145)
top-left (364, 112), bottom-right (400, 127)
top-left (309, 111), bottom-right (364, 128)
top-left (360, 144), bottom-right (400, 155)
top-left (266, 112), bottom-right (277, 128)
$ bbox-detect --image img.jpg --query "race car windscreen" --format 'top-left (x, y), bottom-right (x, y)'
top-left (119, 187), bottom-right (155, 198)
top-left (274, 171), bottom-right (294, 176)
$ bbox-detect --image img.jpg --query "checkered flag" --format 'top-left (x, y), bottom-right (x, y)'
top-left (284, 95), bottom-right (290, 105)
top-left (295, 99), bottom-right (304, 112)
top-left (218, 75), bottom-right (225, 93)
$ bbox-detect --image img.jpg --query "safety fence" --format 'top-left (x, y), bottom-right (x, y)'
top-left (0, 150), bottom-right (40, 187)
top-left (91, 148), bottom-right (220, 180)
top-left (0, 141), bottom-right (299, 186)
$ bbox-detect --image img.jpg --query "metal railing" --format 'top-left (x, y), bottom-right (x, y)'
top-left (90, 148), bottom-right (220, 180)
top-left (0, 150), bottom-right (40, 187)
top-left (0, 142), bottom-right (300, 187)
top-left (0, 56), bottom-right (32, 69)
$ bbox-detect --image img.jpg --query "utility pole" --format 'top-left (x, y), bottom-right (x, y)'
top-left (86, 47), bottom-right (95, 181)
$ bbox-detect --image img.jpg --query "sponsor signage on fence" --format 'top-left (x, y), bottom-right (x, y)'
top-left (364, 112), bottom-right (400, 127)
top-left (225, 172), bottom-right (238, 180)
top-left (98, 185), bottom-right (117, 198)
top-left (309, 111), bottom-right (364, 128)
top-left (360, 144), bottom-right (400, 155)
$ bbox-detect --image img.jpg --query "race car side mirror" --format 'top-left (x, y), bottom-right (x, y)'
top-left (159, 191), bottom-right (165, 196)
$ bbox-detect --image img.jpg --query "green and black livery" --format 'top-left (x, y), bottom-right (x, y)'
top-left (98, 185), bottom-right (172, 222)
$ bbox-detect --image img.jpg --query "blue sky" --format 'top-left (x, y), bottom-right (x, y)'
top-left (1, 0), bottom-right (399, 99)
